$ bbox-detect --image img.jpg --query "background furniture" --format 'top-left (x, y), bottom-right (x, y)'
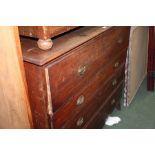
top-left (147, 26), bottom-right (155, 91)
top-left (124, 27), bottom-right (149, 106)
top-left (21, 26), bottom-right (130, 128)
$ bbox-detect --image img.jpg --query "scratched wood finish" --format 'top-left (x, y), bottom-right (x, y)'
top-left (24, 62), bottom-right (50, 128)
top-left (48, 34), bottom-right (129, 112)
top-left (52, 50), bottom-right (127, 127)
top-left (47, 26), bottom-right (129, 109)
top-left (22, 26), bottom-right (130, 128)
top-left (53, 65), bottom-right (125, 128)
top-left (0, 26), bottom-right (32, 128)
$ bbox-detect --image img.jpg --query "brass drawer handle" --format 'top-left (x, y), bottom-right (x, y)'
top-left (111, 99), bottom-right (116, 105)
top-left (114, 62), bottom-right (119, 68)
top-left (76, 117), bottom-right (84, 127)
top-left (78, 65), bottom-right (86, 75)
top-left (112, 79), bottom-right (117, 86)
top-left (117, 38), bottom-right (123, 44)
top-left (76, 95), bottom-right (85, 105)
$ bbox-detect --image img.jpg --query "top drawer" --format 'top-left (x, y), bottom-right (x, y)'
top-left (47, 27), bottom-right (130, 112)
top-left (101, 27), bottom-right (130, 58)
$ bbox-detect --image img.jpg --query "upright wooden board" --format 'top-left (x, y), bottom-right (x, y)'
top-left (0, 26), bottom-right (32, 128)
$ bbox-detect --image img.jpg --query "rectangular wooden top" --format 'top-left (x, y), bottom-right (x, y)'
top-left (21, 26), bottom-right (111, 66)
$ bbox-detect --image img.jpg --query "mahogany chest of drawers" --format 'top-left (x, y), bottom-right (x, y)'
top-left (21, 26), bottom-right (130, 129)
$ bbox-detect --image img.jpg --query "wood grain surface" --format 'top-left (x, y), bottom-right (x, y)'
top-left (0, 26), bottom-right (32, 128)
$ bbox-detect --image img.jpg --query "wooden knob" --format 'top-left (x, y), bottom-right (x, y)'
top-left (37, 39), bottom-right (53, 50)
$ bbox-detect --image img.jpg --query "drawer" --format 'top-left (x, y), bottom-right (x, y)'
top-left (101, 27), bottom-right (130, 59)
top-left (53, 59), bottom-right (125, 128)
top-left (60, 94), bottom-right (103, 129)
top-left (83, 111), bottom-right (105, 129)
top-left (62, 80), bottom-right (123, 129)
top-left (48, 37), bottom-right (128, 112)
top-left (83, 81), bottom-right (123, 129)
top-left (48, 35), bottom-right (105, 112)
top-left (98, 82), bottom-right (123, 123)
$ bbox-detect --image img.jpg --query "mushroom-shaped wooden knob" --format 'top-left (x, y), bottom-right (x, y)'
top-left (37, 39), bottom-right (53, 50)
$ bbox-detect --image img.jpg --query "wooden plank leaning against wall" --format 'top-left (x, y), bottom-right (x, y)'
top-left (0, 26), bottom-right (32, 128)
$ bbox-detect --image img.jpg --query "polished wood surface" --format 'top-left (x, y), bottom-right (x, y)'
top-left (22, 26), bottom-right (130, 128)
top-left (0, 27), bottom-right (32, 128)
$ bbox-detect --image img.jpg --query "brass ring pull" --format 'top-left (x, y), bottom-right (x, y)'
top-left (111, 99), bottom-right (116, 105)
top-left (117, 38), bottom-right (123, 44)
top-left (112, 79), bottom-right (117, 86)
top-left (114, 62), bottom-right (119, 68)
top-left (78, 65), bottom-right (86, 75)
top-left (76, 117), bottom-right (84, 126)
top-left (76, 95), bottom-right (85, 105)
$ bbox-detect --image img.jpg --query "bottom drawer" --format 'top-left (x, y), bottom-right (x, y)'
top-left (62, 81), bottom-right (123, 129)
top-left (83, 81), bottom-right (123, 129)
top-left (60, 94), bottom-right (100, 129)
top-left (83, 112), bottom-right (105, 129)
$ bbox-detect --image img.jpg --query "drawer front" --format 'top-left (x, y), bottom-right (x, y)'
top-left (83, 111), bottom-right (105, 129)
top-left (48, 28), bottom-right (129, 112)
top-left (101, 27), bottom-right (130, 59)
top-left (48, 35), bottom-right (105, 112)
top-left (62, 80), bottom-right (123, 129)
top-left (52, 53), bottom-right (126, 129)
top-left (60, 94), bottom-right (103, 129)
top-left (83, 81), bottom-right (123, 129)
top-left (98, 81), bottom-right (123, 123)
top-left (53, 46), bottom-right (126, 112)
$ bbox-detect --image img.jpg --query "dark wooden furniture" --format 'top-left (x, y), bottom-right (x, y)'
top-left (19, 26), bottom-right (79, 50)
top-left (147, 27), bottom-right (155, 91)
top-left (21, 26), bottom-right (130, 129)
